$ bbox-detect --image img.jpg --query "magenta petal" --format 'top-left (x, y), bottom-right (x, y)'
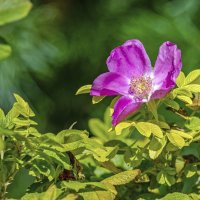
top-left (152, 41), bottom-right (182, 99)
top-left (107, 40), bottom-right (152, 78)
top-left (90, 72), bottom-right (130, 96)
top-left (112, 96), bottom-right (142, 126)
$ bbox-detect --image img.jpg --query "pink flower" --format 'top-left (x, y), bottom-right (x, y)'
top-left (90, 40), bottom-right (182, 126)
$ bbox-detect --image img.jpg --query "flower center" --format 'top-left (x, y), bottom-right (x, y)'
top-left (129, 75), bottom-right (152, 99)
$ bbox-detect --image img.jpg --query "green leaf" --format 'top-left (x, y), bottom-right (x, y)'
top-left (157, 192), bottom-right (190, 200)
top-left (164, 98), bottom-right (180, 110)
top-left (149, 137), bottom-right (166, 159)
top-left (184, 69), bottom-right (200, 85)
top-left (0, 0), bottom-right (32, 26)
top-left (100, 161), bottom-right (122, 174)
top-left (136, 122), bottom-right (151, 137)
top-left (175, 157), bottom-right (185, 173)
top-left (88, 118), bottom-right (107, 141)
top-left (0, 108), bottom-right (6, 128)
top-left (61, 181), bottom-right (107, 192)
top-left (115, 121), bottom-right (134, 135)
top-left (76, 85), bottom-right (91, 95)
top-left (0, 126), bottom-right (14, 136)
top-left (183, 84), bottom-right (200, 93)
top-left (147, 100), bottom-right (158, 120)
top-left (156, 171), bottom-right (175, 186)
top-left (184, 164), bottom-right (197, 178)
top-left (79, 190), bottom-right (115, 200)
top-left (151, 121), bottom-right (170, 129)
top-left (173, 88), bottom-right (193, 98)
top-left (170, 129), bottom-right (193, 139)
top-left (42, 149), bottom-right (72, 170)
top-left (42, 185), bottom-right (61, 200)
top-left (0, 136), bottom-right (5, 151)
top-left (166, 132), bottom-right (185, 148)
top-left (136, 122), bottom-right (163, 138)
top-left (13, 94), bottom-right (35, 117)
top-left (13, 118), bottom-right (37, 128)
top-left (185, 117), bottom-right (200, 131)
top-left (177, 95), bottom-right (192, 104)
top-left (124, 148), bottom-right (142, 167)
top-left (92, 96), bottom-right (105, 104)
top-left (6, 168), bottom-right (35, 199)
top-left (0, 44), bottom-right (12, 60)
top-left (102, 169), bottom-right (140, 185)
top-left (176, 71), bottom-right (185, 87)
top-left (85, 142), bottom-right (117, 162)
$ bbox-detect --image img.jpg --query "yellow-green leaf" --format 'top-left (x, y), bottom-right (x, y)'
top-left (149, 137), bottom-right (166, 159)
top-left (166, 132), bottom-right (185, 148)
top-left (0, 0), bottom-right (32, 26)
top-left (136, 122), bottom-right (163, 138)
top-left (147, 100), bottom-right (158, 120)
top-left (115, 121), bottom-right (134, 135)
top-left (76, 85), bottom-right (91, 95)
top-left (0, 44), bottom-right (12, 60)
top-left (184, 69), bottom-right (200, 85)
top-left (157, 192), bottom-right (191, 200)
top-left (0, 136), bottom-right (5, 151)
top-left (164, 98), bottom-right (180, 110)
top-left (173, 88), bottom-right (193, 98)
top-left (92, 96), bottom-right (105, 104)
top-left (176, 71), bottom-right (185, 87)
top-left (136, 122), bottom-right (151, 137)
top-left (102, 169), bottom-right (140, 185)
top-left (177, 95), bottom-right (192, 104)
top-left (170, 129), bottom-right (193, 139)
top-left (183, 84), bottom-right (200, 93)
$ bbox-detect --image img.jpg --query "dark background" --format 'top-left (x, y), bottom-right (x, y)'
top-left (0, 0), bottom-right (200, 132)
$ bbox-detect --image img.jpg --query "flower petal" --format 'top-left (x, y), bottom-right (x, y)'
top-left (152, 41), bottom-right (182, 99)
top-left (90, 72), bottom-right (130, 96)
top-left (112, 96), bottom-right (142, 126)
top-left (107, 40), bottom-right (152, 78)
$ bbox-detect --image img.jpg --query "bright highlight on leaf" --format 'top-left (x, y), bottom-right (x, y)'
top-left (76, 85), bottom-right (92, 95)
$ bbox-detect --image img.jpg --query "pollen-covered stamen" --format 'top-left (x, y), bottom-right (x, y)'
top-left (129, 75), bottom-right (152, 99)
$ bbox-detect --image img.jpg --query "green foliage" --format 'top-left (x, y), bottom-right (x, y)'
top-left (0, 72), bottom-right (199, 200)
top-left (0, 0), bottom-right (32, 62)
top-left (0, 1), bottom-right (200, 199)
top-left (83, 69), bottom-right (200, 199)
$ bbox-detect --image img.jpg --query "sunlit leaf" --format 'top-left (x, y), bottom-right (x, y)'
top-left (136, 122), bottom-right (163, 138)
top-left (76, 85), bottom-right (91, 95)
top-left (115, 121), bottom-right (134, 135)
top-left (0, 0), bottom-right (32, 26)
top-left (92, 96), bottom-right (105, 104)
top-left (166, 132), bottom-right (185, 148)
top-left (175, 157), bottom-right (185, 173)
top-left (183, 84), bottom-right (200, 93)
top-left (102, 169), bottom-right (140, 185)
top-left (170, 129), bottom-right (193, 139)
top-left (157, 192), bottom-right (190, 200)
top-left (176, 95), bottom-right (192, 104)
top-left (184, 69), bottom-right (200, 85)
top-left (176, 71), bottom-right (185, 87)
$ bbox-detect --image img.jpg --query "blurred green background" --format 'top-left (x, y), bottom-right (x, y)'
top-left (0, 0), bottom-right (200, 132)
